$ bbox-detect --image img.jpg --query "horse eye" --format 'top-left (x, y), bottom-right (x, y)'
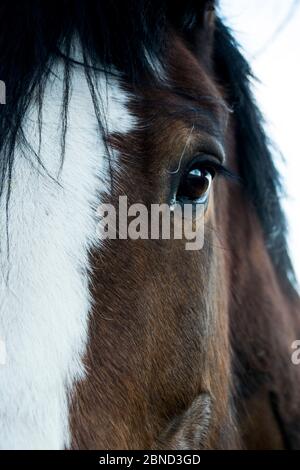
top-left (176, 165), bottom-right (214, 204)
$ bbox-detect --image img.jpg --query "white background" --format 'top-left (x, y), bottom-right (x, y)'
top-left (221, 0), bottom-right (300, 284)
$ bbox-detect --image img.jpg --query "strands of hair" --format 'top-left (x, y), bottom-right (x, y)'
top-left (213, 18), bottom-right (296, 290)
top-left (0, 0), bottom-right (296, 290)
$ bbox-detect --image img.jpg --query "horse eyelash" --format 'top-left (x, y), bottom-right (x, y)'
top-left (210, 162), bottom-right (241, 184)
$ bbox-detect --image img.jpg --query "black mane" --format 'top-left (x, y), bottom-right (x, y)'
top-left (214, 18), bottom-right (296, 290)
top-left (0, 1), bottom-right (296, 289)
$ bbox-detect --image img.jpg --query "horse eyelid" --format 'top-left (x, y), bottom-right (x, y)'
top-left (213, 164), bottom-right (241, 183)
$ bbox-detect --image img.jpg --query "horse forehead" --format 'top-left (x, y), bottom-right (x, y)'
top-left (167, 36), bottom-right (220, 91)
top-left (96, 39), bottom-right (224, 145)
top-left (124, 42), bottom-right (227, 137)
top-left (65, 67), bottom-right (136, 136)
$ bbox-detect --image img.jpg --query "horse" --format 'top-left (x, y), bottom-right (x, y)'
top-left (0, 0), bottom-right (300, 450)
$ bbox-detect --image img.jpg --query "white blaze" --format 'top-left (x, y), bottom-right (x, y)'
top-left (0, 60), bottom-right (134, 449)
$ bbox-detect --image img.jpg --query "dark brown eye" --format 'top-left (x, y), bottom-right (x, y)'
top-left (176, 166), bottom-right (214, 204)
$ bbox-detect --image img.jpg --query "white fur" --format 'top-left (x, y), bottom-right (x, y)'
top-left (0, 60), bottom-right (134, 449)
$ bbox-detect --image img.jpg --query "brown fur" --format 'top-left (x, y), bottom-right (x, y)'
top-left (69, 10), bottom-right (300, 450)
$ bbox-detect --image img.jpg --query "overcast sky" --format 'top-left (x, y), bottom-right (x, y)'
top-left (221, 0), bottom-right (300, 284)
